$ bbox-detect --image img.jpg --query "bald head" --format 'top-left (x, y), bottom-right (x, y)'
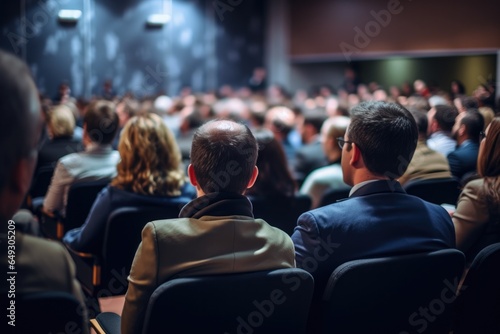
top-left (190, 120), bottom-right (258, 194)
top-left (0, 51), bottom-right (41, 191)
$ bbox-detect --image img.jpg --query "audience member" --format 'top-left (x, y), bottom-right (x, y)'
top-left (246, 129), bottom-right (296, 198)
top-left (294, 112), bottom-right (328, 183)
top-left (0, 51), bottom-right (88, 332)
top-left (292, 101), bottom-right (455, 330)
top-left (112, 97), bottom-right (139, 149)
top-left (121, 120), bottom-right (295, 334)
top-left (399, 109), bottom-right (452, 184)
top-left (264, 106), bottom-right (299, 168)
top-left (453, 117), bottom-right (500, 263)
top-left (43, 100), bottom-right (120, 216)
top-left (63, 113), bottom-right (193, 255)
top-left (36, 104), bottom-right (83, 170)
top-left (300, 116), bottom-right (351, 208)
top-left (448, 109), bottom-right (484, 180)
top-left (427, 104), bottom-right (458, 157)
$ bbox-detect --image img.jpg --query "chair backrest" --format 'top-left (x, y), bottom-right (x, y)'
top-left (142, 268), bottom-right (314, 334)
top-left (318, 188), bottom-right (351, 207)
top-left (99, 202), bottom-right (188, 295)
top-left (64, 179), bottom-right (110, 232)
top-left (403, 177), bottom-right (462, 205)
top-left (12, 291), bottom-right (86, 333)
top-left (321, 249), bottom-right (465, 334)
top-left (250, 195), bottom-right (311, 235)
top-left (454, 242), bottom-right (500, 333)
top-left (29, 165), bottom-right (55, 198)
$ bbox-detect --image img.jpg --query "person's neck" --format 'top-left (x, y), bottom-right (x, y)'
top-left (352, 170), bottom-right (389, 186)
top-left (457, 136), bottom-right (468, 146)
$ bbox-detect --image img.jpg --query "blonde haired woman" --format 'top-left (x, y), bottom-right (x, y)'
top-left (63, 113), bottom-right (193, 255)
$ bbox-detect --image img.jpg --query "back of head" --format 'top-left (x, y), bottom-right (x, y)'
top-left (0, 51), bottom-right (41, 192)
top-left (84, 100), bottom-right (119, 145)
top-left (0, 51), bottom-right (41, 222)
top-left (112, 113), bottom-right (185, 196)
top-left (460, 96), bottom-right (479, 111)
top-left (322, 116), bottom-right (351, 152)
top-left (434, 105), bottom-right (458, 132)
top-left (191, 120), bottom-right (258, 194)
top-left (248, 128), bottom-right (295, 197)
top-left (461, 109), bottom-right (484, 143)
top-left (478, 117), bottom-right (500, 178)
top-left (47, 105), bottom-right (75, 138)
top-left (348, 101), bottom-right (418, 178)
top-left (409, 108), bottom-right (428, 137)
top-left (303, 112), bottom-right (327, 134)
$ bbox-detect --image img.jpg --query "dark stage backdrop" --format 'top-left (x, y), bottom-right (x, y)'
top-left (0, 0), bottom-right (265, 98)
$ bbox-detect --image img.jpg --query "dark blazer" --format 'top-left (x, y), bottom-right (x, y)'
top-left (294, 140), bottom-right (327, 183)
top-left (292, 180), bottom-right (456, 303)
top-left (36, 136), bottom-right (83, 170)
top-left (447, 140), bottom-right (479, 180)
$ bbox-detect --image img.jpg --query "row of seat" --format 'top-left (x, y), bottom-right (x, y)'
top-left (12, 243), bottom-right (500, 333)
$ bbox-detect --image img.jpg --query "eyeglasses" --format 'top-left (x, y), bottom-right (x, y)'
top-left (479, 131), bottom-right (487, 141)
top-left (337, 137), bottom-right (354, 150)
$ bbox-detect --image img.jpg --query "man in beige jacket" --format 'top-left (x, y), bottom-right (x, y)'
top-left (121, 120), bottom-right (296, 334)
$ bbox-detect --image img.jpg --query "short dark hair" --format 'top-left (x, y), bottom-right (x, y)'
top-left (460, 96), bottom-right (479, 111)
top-left (348, 101), bottom-right (418, 178)
top-left (84, 100), bottom-right (119, 145)
top-left (0, 51), bottom-right (40, 190)
top-left (461, 109), bottom-right (484, 143)
top-left (409, 108), bottom-right (428, 136)
top-left (191, 120), bottom-right (258, 194)
top-left (303, 112), bottom-right (327, 134)
top-left (434, 105), bottom-right (458, 132)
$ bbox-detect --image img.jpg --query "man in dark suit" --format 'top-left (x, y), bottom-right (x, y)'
top-left (447, 109), bottom-right (484, 181)
top-left (292, 101), bottom-right (455, 329)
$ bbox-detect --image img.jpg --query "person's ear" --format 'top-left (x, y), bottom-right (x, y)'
top-left (349, 143), bottom-right (362, 167)
top-left (459, 124), bottom-right (466, 137)
top-left (246, 166), bottom-right (259, 189)
top-left (187, 164), bottom-right (198, 187)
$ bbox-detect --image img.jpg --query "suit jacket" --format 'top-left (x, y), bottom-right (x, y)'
top-left (122, 192), bottom-right (296, 334)
top-left (292, 180), bottom-right (455, 312)
top-left (399, 140), bottom-right (452, 185)
top-left (294, 140), bottom-right (327, 183)
top-left (0, 231), bottom-right (88, 333)
top-left (36, 136), bottom-right (83, 170)
top-left (447, 140), bottom-right (479, 180)
top-left (453, 177), bottom-right (500, 263)
top-left (43, 144), bottom-right (120, 215)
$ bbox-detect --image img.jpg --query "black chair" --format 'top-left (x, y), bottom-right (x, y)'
top-left (454, 242), bottom-right (500, 333)
top-left (42, 179), bottom-right (110, 239)
top-left (403, 177), bottom-right (462, 205)
top-left (321, 249), bottom-right (465, 334)
top-left (250, 195), bottom-right (311, 235)
top-left (91, 268), bottom-right (314, 334)
top-left (29, 165), bottom-right (55, 199)
top-left (318, 187), bottom-right (351, 207)
top-left (9, 291), bottom-right (87, 334)
top-left (69, 202), bottom-right (188, 298)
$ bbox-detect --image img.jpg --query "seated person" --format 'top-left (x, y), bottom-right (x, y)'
top-left (453, 117), bottom-right (500, 263)
top-left (448, 109), bottom-right (484, 180)
top-left (43, 100), bottom-right (120, 216)
top-left (292, 102), bottom-right (455, 330)
top-left (63, 113), bottom-right (194, 255)
top-left (36, 104), bottom-right (83, 170)
top-left (245, 129), bottom-right (296, 198)
top-left (427, 105), bottom-right (458, 157)
top-left (0, 51), bottom-right (88, 332)
top-left (300, 116), bottom-right (351, 208)
top-left (121, 120), bottom-right (295, 334)
top-left (399, 109), bottom-right (452, 184)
